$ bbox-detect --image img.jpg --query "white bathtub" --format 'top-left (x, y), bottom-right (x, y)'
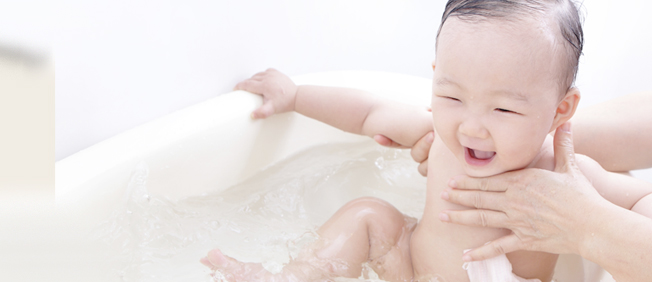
top-left (55, 71), bottom-right (616, 281)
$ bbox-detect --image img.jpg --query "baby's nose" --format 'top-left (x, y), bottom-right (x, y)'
top-left (458, 118), bottom-right (489, 140)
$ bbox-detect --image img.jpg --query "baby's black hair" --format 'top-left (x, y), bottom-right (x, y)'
top-left (436, 0), bottom-right (584, 91)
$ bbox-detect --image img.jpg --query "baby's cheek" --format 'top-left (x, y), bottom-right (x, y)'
top-left (432, 115), bottom-right (453, 139)
top-left (498, 139), bottom-right (537, 168)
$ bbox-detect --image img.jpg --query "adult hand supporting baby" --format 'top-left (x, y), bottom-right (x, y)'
top-left (441, 122), bottom-right (652, 282)
top-left (440, 122), bottom-right (598, 256)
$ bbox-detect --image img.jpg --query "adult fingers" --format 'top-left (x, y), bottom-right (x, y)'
top-left (251, 101), bottom-right (275, 119)
top-left (440, 209), bottom-right (509, 229)
top-left (410, 131), bottom-right (434, 164)
top-left (442, 189), bottom-right (505, 210)
top-left (553, 122), bottom-right (579, 174)
top-left (463, 234), bottom-right (524, 262)
top-left (449, 174), bottom-right (509, 192)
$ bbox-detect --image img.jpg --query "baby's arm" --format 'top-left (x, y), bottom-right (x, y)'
top-left (236, 69), bottom-right (433, 147)
top-left (576, 155), bottom-right (652, 217)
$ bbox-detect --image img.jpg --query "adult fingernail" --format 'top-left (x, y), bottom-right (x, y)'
top-left (560, 122), bottom-right (571, 133)
top-left (440, 191), bottom-right (449, 200)
top-left (439, 212), bottom-right (450, 222)
top-left (463, 254), bottom-right (472, 262)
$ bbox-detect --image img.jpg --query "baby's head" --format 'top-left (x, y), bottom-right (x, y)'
top-left (430, 0), bottom-right (583, 177)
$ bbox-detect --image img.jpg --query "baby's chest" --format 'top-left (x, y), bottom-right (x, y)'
top-left (426, 140), bottom-right (464, 187)
top-left (424, 140), bottom-right (467, 208)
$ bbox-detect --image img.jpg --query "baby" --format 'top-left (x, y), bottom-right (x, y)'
top-left (202, 0), bottom-right (652, 281)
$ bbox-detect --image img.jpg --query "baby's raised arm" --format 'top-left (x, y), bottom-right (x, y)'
top-left (236, 69), bottom-right (433, 147)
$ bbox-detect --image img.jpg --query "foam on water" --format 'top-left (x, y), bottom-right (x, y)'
top-left (97, 141), bottom-right (426, 281)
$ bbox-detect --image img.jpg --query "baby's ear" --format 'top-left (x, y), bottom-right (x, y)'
top-left (550, 87), bottom-right (581, 132)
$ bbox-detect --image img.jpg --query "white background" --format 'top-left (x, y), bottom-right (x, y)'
top-left (1, 0), bottom-right (651, 161)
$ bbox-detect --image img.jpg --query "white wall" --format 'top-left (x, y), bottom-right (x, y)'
top-left (5, 0), bottom-right (648, 161)
top-left (53, 0), bottom-right (443, 160)
top-left (577, 1), bottom-right (652, 103)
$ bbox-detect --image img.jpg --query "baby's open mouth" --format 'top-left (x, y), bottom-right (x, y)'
top-left (468, 148), bottom-right (496, 160)
top-left (464, 147), bottom-right (496, 166)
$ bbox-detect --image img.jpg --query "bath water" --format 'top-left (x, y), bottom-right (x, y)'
top-left (97, 141), bottom-right (426, 281)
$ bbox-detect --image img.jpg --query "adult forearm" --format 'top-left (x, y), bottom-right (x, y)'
top-left (572, 91), bottom-right (652, 171)
top-left (580, 200), bottom-right (652, 282)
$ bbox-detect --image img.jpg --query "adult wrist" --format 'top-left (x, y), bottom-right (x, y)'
top-left (576, 197), bottom-right (618, 260)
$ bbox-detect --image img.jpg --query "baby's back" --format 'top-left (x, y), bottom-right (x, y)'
top-left (409, 136), bottom-right (557, 282)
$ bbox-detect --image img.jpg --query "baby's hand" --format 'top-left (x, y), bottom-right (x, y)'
top-left (234, 68), bottom-right (298, 119)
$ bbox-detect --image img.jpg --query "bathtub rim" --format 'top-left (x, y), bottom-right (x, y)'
top-left (55, 70), bottom-right (433, 203)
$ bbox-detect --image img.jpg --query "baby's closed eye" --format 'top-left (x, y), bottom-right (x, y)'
top-left (494, 108), bottom-right (521, 115)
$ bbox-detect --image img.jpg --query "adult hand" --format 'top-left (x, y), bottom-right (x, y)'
top-left (374, 131), bottom-right (434, 177)
top-left (439, 122), bottom-right (607, 261)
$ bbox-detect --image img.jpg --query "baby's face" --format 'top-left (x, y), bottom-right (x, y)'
top-left (432, 18), bottom-right (567, 177)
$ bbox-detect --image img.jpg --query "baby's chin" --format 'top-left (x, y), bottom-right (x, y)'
top-left (462, 163), bottom-right (532, 178)
top-left (462, 162), bottom-right (525, 178)
top-left (462, 168), bottom-right (505, 178)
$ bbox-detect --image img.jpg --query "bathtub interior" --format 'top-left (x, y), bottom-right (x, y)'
top-left (55, 71), bottom-right (627, 281)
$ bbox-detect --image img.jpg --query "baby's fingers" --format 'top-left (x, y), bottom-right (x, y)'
top-left (251, 71), bottom-right (267, 80)
top-left (251, 102), bottom-right (275, 119)
top-left (234, 78), bottom-right (264, 94)
top-left (373, 134), bottom-right (407, 148)
top-left (200, 257), bottom-right (214, 268)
